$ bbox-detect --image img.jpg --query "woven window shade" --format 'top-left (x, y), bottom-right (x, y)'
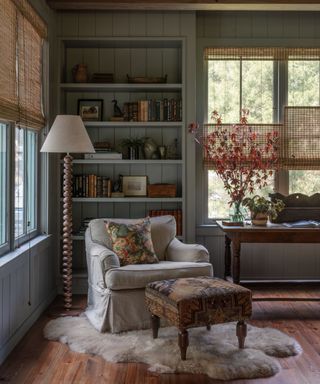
top-left (12, 0), bottom-right (47, 39)
top-left (17, 13), bottom-right (44, 130)
top-left (203, 123), bottom-right (282, 170)
top-left (204, 47), bottom-right (320, 61)
top-left (0, 0), bottom-right (46, 131)
top-left (0, 0), bottom-right (19, 122)
top-left (282, 107), bottom-right (320, 170)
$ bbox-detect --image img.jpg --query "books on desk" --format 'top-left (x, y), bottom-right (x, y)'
top-left (282, 220), bottom-right (320, 228)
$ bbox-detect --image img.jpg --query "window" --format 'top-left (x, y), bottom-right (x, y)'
top-left (0, 0), bottom-right (46, 256)
top-left (204, 49), bottom-right (320, 222)
top-left (0, 123), bottom-right (8, 253)
top-left (14, 128), bottom-right (37, 240)
top-left (207, 57), bottom-right (276, 220)
top-left (288, 60), bottom-right (320, 196)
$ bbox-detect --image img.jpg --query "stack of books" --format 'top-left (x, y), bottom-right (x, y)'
top-left (76, 217), bottom-right (94, 235)
top-left (123, 98), bottom-right (182, 122)
top-left (91, 73), bottom-right (113, 83)
top-left (149, 209), bottom-right (182, 236)
top-left (73, 175), bottom-right (112, 197)
top-left (85, 141), bottom-right (122, 160)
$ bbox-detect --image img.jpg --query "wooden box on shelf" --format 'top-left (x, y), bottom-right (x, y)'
top-left (147, 184), bottom-right (176, 198)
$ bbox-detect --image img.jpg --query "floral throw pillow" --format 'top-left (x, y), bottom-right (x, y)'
top-left (106, 218), bottom-right (159, 266)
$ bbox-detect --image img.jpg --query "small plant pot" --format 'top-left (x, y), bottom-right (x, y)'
top-left (251, 213), bottom-right (268, 226)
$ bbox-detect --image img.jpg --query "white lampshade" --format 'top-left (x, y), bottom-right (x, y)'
top-left (40, 115), bottom-right (95, 153)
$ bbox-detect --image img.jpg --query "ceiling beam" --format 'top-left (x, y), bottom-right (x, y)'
top-left (47, 0), bottom-right (320, 11)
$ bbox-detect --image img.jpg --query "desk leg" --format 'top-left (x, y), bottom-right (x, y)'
top-left (224, 235), bottom-right (231, 280)
top-left (232, 240), bottom-right (241, 285)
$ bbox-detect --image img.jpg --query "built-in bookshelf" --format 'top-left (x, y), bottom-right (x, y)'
top-left (57, 36), bottom-right (185, 281)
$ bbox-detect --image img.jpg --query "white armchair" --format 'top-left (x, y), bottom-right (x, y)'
top-left (85, 216), bottom-right (213, 333)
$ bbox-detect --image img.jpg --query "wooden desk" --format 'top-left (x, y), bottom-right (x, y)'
top-left (216, 221), bottom-right (320, 285)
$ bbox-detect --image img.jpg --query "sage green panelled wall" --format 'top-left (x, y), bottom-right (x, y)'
top-left (56, 11), bottom-right (197, 244)
top-left (196, 11), bottom-right (320, 280)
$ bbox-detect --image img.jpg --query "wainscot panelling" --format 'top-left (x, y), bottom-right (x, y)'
top-left (196, 11), bottom-right (320, 280)
top-left (0, 236), bottom-right (55, 364)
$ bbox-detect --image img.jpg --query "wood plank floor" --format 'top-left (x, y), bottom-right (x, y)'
top-left (1, 285), bottom-right (320, 384)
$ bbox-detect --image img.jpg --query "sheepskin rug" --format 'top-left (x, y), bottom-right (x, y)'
top-left (44, 315), bottom-right (301, 381)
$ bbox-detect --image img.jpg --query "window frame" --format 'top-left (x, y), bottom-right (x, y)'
top-left (14, 127), bottom-right (38, 246)
top-left (0, 122), bottom-right (39, 257)
top-left (0, 121), bottom-right (11, 256)
top-left (201, 56), bottom-right (291, 224)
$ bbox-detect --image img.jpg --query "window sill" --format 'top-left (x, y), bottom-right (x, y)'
top-left (0, 234), bottom-right (52, 268)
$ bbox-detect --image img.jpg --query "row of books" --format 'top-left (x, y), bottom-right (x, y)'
top-left (123, 98), bottom-right (182, 122)
top-left (73, 175), bottom-right (112, 197)
top-left (149, 209), bottom-right (182, 236)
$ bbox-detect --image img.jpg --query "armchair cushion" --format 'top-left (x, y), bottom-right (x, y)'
top-left (106, 218), bottom-right (158, 266)
top-left (88, 215), bottom-right (176, 260)
top-left (105, 260), bottom-right (213, 290)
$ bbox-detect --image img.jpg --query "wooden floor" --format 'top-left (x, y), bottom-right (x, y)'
top-left (1, 285), bottom-right (320, 384)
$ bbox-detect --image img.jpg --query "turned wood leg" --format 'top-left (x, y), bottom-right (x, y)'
top-left (178, 329), bottom-right (189, 360)
top-left (236, 320), bottom-right (247, 349)
top-left (151, 314), bottom-right (160, 339)
top-left (206, 325), bottom-right (211, 331)
top-left (225, 235), bottom-right (231, 280)
top-left (232, 239), bottom-right (241, 285)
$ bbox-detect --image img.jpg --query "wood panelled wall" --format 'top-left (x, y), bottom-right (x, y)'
top-left (0, 237), bottom-right (55, 364)
top-left (196, 11), bottom-right (320, 279)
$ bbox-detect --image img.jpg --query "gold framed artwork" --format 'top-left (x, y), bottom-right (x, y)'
top-left (78, 99), bottom-right (103, 121)
top-left (122, 176), bottom-right (147, 197)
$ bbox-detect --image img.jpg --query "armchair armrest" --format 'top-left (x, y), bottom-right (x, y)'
top-left (85, 230), bottom-right (120, 288)
top-left (166, 238), bottom-right (210, 263)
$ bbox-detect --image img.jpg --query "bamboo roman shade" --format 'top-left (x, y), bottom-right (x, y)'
top-left (0, 0), bottom-right (18, 123)
top-left (283, 107), bottom-right (320, 170)
top-left (0, 0), bottom-right (47, 131)
top-left (204, 47), bottom-right (320, 170)
top-left (203, 123), bottom-right (282, 169)
top-left (204, 47), bottom-right (320, 61)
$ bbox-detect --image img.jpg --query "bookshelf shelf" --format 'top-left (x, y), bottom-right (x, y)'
top-left (59, 83), bottom-right (182, 92)
top-left (66, 197), bottom-right (183, 203)
top-left (70, 159), bottom-right (183, 165)
top-left (84, 121), bottom-right (183, 128)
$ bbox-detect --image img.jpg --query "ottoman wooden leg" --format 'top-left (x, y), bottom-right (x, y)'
top-left (178, 329), bottom-right (189, 360)
top-left (151, 314), bottom-right (160, 339)
top-left (236, 320), bottom-right (247, 349)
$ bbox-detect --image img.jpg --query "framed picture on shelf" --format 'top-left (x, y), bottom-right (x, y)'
top-left (122, 176), bottom-right (148, 197)
top-left (78, 99), bottom-right (103, 121)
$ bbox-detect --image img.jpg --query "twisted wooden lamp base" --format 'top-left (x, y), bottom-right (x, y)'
top-left (62, 154), bottom-right (73, 310)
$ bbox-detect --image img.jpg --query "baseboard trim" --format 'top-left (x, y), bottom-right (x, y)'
top-left (0, 289), bottom-right (57, 365)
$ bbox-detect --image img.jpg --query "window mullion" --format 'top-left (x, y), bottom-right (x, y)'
top-left (24, 129), bottom-right (28, 235)
top-left (278, 60), bottom-right (289, 195)
top-left (9, 123), bottom-right (15, 250)
top-left (239, 59), bottom-right (243, 119)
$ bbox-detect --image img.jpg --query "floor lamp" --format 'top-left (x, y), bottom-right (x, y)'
top-left (41, 115), bottom-right (95, 310)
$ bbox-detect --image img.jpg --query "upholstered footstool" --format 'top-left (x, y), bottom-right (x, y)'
top-left (145, 276), bottom-right (252, 360)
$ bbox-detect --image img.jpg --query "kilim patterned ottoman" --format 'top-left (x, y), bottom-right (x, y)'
top-left (145, 276), bottom-right (252, 360)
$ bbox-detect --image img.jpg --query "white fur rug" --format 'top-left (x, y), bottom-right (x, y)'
top-left (44, 315), bottom-right (301, 381)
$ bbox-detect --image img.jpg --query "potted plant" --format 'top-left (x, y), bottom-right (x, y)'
top-left (189, 109), bottom-right (279, 224)
top-left (242, 195), bottom-right (285, 226)
top-left (120, 137), bottom-right (144, 159)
